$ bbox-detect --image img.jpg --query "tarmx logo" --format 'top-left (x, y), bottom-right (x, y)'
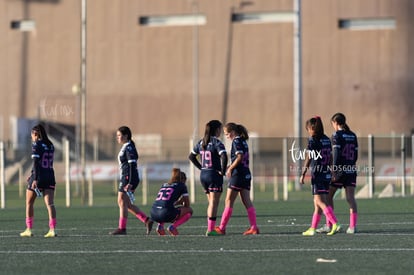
top-left (289, 140), bottom-right (322, 163)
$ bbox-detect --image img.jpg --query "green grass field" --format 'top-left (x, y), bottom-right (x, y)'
top-left (1, 183), bottom-right (414, 275)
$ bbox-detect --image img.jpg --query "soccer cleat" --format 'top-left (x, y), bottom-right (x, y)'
top-left (44, 229), bottom-right (57, 238)
top-left (243, 227), bottom-right (259, 235)
top-left (302, 228), bottom-right (316, 236)
top-left (206, 230), bottom-right (223, 236)
top-left (315, 224), bottom-right (331, 233)
top-left (214, 226), bottom-right (226, 235)
top-left (110, 228), bottom-right (127, 235)
top-left (145, 218), bottom-right (154, 235)
top-left (167, 225), bottom-right (179, 236)
top-left (156, 224), bottom-right (166, 236)
top-left (346, 227), bottom-right (356, 234)
top-left (327, 223), bottom-right (341, 236)
top-left (20, 228), bottom-right (33, 237)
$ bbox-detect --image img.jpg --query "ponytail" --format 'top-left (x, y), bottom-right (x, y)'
top-left (118, 126), bottom-right (135, 146)
top-left (305, 116), bottom-right (324, 138)
top-left (331, 113), bottom-right (350, 131)
top-left (202, 120), bottom-right (222, 149)
top-left (32, 124), bottom-right (53, 147)
top-left (225, 122), bottom-right (249, 140)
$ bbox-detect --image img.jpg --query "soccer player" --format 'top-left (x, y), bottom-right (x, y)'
top-left (150, 169), bottom-right (193, 236)
top-left (189, 120), bottom-right (227, 236)
top-left (215, 122), bottom-right (259, 235)
top-left (20, 124), bottom-right (58, 238)
top-left (300, 116), bottom-right (340, 236)
top-left (110, 126), bottom-right (153, 235)
top-left (317, 113), bottom-right (359, 234)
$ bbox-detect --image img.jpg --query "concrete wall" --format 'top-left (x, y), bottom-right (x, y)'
top-left (0, 0), bottom-right (413, 144)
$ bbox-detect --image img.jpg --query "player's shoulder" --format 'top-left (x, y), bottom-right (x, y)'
top-left (320, 134), bottom-right (330, 141)
top-left (125, 142), bottom-right (137, 152)
top-left (348, 130), bottom-right (357, 138)
top-left (32, 140), bottom-right (44, 150)
top-left (233, 136), bottom-right (243, 144)
top-left (211, 137), bottom-right (226, 148)
top-left (211, 136), bottom-right (223, 144)
top-left (332, 130), bottom-right (345, 138)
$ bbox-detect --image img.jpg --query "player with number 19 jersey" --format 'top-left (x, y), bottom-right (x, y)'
top-left (191, 137), bottom-right (226, 193)
top-left (28, 140), bottom-right (56, 189)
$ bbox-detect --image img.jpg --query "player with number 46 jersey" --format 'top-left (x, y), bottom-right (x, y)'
top-left (328, 113), bottom-right (359, 235)
top-left (331, 123), bottom-right (358, 181)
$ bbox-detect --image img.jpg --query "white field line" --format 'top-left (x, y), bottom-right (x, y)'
top-left (1, 248), bottom-right (414, 254)
top-left (2, 221), bottom-right (414, 234)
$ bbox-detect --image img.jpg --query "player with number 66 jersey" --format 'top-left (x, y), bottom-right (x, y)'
top-left (20, 124), bottom-right (57, 238)
top-left (28, 135), bottom-right (56, 188)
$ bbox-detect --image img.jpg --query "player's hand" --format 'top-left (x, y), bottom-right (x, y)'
top-left (124, 183), bottom-right (131, 192)
top-left (299, 175), bottom-right (305, 185)
top-left (32, 180), bottom-right (38, 189)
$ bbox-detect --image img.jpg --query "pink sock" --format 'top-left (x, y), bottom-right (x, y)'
top-left (207, 217), bottom-right (216, 232)
top-left (350, 212), bottom-right (358, 228)
top-left (323, 206), bottom-right (338, 225)
top-left (135, 211), bottom-right (148, 223)
top-left (26, 217), bottom-right (33, 229)
top-left (49, 218), bottom-right (57, 229)
top-left (247, 207), bottom-right (258, 229)
top-left (219, 207), bottom-right (233, 230)
top-left (326, 219), bottom-right (332, 228)
top-left (119, 217), bottom-right (127, 229)
top-left (173, 213), bottom-right (192, 228)
top-left (311, 214), bottom-right (321, 229)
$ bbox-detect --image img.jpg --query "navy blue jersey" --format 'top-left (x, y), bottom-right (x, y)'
top-left (191, 137), bottom-right (226, 171)
top-left (152, 182), bottom-right (189, 209)
top-left (230, 136), bottom-right (250, 176)
top-left (118, 141), bottom-right (139, 185)
top-left (30, 140), bottom-right (56, 186)
top-left (331, 130), bottom-right (358, 174)
top-left (307, 134), bottom-right (331, 181)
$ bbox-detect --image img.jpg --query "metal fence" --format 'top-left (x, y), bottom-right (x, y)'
top-left (1, 135), bottom-right (413, 208)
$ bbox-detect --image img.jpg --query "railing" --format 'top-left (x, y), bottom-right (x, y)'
top-left (1, 135), bottom-right (413, 208)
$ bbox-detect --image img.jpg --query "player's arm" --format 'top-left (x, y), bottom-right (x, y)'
top-left (226, 152), bottom-right (242, 178)
top-left (180, 195), bottom-right (190, 207)
top-left (219, 152), bottom-right (228, 176)
top-left (188, 152), bottom-right (202, 170)
top-left (31, 145), bottom-right (41, 187)
top-left (125, 146), bottom-right (137, 189)
top-left (300, 153), bottom-right (311, 185)
top-left (174, 194), bottom-right (190, 207)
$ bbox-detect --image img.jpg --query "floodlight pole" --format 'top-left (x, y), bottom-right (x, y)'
top-left (293, 0), bottom-right (303, 188)
top-left (80, 0), bottom-right (87, 204)
top-left (192, 0), bottom-right (199, 142)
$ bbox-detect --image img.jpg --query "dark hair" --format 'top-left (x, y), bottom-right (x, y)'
top-left (331, 113), bottom-right (350, 131)
top-left (180, 171), bottom-right (187, 183)
top-left (225, 122), bottom-right (249, 140)
top-left (305, 116), bottom-right (324, 138)
top-left (118, 126), bottom-right (135, 145)
top-left (32, 124), bottom-right (53, 147)
top-left (202, 120), bottom-right (222, 150)
top-left (168, 168), bottom-right (182, 184)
